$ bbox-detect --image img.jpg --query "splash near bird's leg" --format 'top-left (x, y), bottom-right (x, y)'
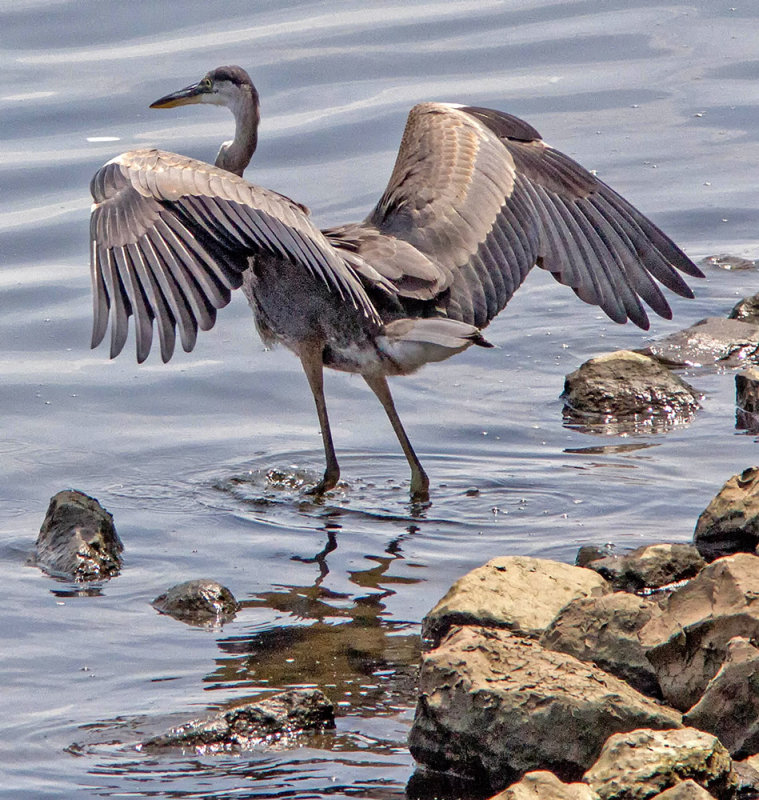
top-left (363, 374), bottom-right (430, 504)
top-left (300, 346), bottom-right (340, 495)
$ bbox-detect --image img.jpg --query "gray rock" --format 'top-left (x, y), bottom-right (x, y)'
top-left (421, 556), bottom-right (610, 646)
top-left (540, 592), bottom-right (662, 697)
top-left (651, 781), bottom-right (716, 799)
top-left (587, 544), bottom-right (705, 593)
top-left (694, 468), bottom-right (759, 561)
top-left (702, 254), bottom-right (759, 272)
top-left (152, 579), bottom-right (239, 625)
top-left (142, 689), bottom-right (334, 750)
top-left (409, 626), bottom-right (681, 787)
top-left (642, 317), bottom-right (759, 368)
top-left (562, 350), bottom-right (700, 429)
top-left (33, 490), bottom-right (123, 581)
top-left (490, 770), bottom-right (599, 799)
top-left (684, 637), bottom-right (759, 758)
top-left (730, 293), bottom-right (759, 323)
top-left (576, 544), bottom-right (616, 568)
top-left (583, 727), bottom-right (735, 800)
top-left (639, 553), bottom-right (759, 711)
top-left (736, 370), bottom-right (759, 433)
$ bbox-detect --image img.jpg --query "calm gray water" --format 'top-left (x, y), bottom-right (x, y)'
top-left (3, 1), bottom-right (759, 797)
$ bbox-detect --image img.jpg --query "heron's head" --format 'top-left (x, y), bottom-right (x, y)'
top-left (150, 65), bottom-right (258, 113)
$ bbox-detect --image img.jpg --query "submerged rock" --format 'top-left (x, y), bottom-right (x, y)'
top-left (694, 468), bottom-right (759, 561)
top-left (642, 317), bottom-right (759, 368)
top-left (142, 688), bottom-right (334, 750)
top-left (540, 592), bottom-right (662, 697)
top-left (684, 637), bottom-right (759, 758)
top-left (409, 626), bottom-right (681, 788)
top-left (583, 727), bottom-right (735, 800)
top-left (562, 350), bottom-right (700, 430)
top-left (421, 555), bottom-right (609, 646)
top-left (33, 490), bottom-right (123, 581)
top-left (152, 579), bottom-right (240, 626)
top-left (639, 553), bottom-right (759, 711)
top-left (491, 770), bottom-right (599, 799)
top-left (586, 543), bottom-right (705, 593)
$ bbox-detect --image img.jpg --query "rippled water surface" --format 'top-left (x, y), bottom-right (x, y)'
top-left (3, 1), bottom-right (759, 797)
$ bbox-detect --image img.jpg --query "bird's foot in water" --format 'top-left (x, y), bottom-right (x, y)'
top-left (303, 469), bottom-right (340, 498)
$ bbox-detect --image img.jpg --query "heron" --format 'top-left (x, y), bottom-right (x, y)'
top-left (89, 65), bottom-right (703, 503)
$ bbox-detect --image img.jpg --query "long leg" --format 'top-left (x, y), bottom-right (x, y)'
top-left (300, 344), bottom-right (340, 494)
top-left (363, 373), bottom-right (430, 503)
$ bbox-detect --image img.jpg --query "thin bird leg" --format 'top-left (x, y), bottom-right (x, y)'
top-left (363, 373), bottom-right (430, 504)
top-left (300, 344), bottom-right (340, 495)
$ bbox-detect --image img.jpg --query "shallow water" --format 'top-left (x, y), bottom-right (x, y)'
top-left (2, 1), bottom-right (759, 797)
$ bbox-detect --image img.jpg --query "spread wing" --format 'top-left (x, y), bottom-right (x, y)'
top-left (364, 102), bottom-right (703, 329)
top-left (89, 148), bottom-right (377, 363)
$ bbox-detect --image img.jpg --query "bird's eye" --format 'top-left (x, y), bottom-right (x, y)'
top-left (201, 77), bottom-right (213, 90)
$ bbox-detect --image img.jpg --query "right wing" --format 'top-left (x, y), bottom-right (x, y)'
top-left (89, 148), bottom-right (378, 363)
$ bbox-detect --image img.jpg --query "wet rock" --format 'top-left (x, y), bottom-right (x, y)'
top-left (142, 689), bottom-right (334, 750)
top-left (733, 755), bottom-right (759, 799)
top-left (540, 592), bottom-right (662, 697)
top-left (642, 317), bottom-right (759, 368)
top-left (694, 468), bottom-right (759, 561)
top-left (587, 543), bottom-right (705, 593)
top-left (490, 770), bottom-right (599, 799)
top-left (730, 293), bottom-right (759, 324)
top-left (152, 579), bottom-right (240, 625)
top-left (736, 371), bottom-right (759, 433)
top-left (583, 727), bottom-right (735, 800)
top-left (421, 556), bottom-right (610, 646)
top-left (576, 544), bottom-right (616, 568)
top-left (33, 490), bottom-right (123, 581)
top-left (701, 254), bottom-right (758, 272)
top-left (684, 637), bottom-right (759, 758)
top-left (639, 553), bottom-right (759, 711)
top-left (562, 350), bottom-right (700, 427)
top-left (409, 626), bottom-right (681, 788)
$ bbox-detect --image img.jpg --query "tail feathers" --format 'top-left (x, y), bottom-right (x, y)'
top-left (378, 317), bottom-right (491, 374)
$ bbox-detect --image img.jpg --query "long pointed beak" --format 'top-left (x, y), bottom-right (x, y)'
top-left (149, 81), bottom-right (206, 109)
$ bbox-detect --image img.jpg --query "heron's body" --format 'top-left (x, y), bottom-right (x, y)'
top-left (89, 66), bottom-right (703, 502)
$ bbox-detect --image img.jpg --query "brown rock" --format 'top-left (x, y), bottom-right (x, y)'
top-left (695, 468), bottom-right (759, 560)
top-left (684, 637), bottom-right (759, 757)
top-left (422, 556), bottom-right (610, 646)
top-left (652, 779), bottom-right (717, 799)
top-left (730, 292), bottom-right (759, 324)
top-left (540, 592), bottom-right (662, 697)
top-left (33, 489), bottom-right (123, 581)
top-left (639, 553), bottom-right (759, 711)
top-left (490, 770), bottom-right (599, 799)
top-left (562, 350), bottom-right (700, 428)
top-left (409, 626), bottom-right (681, 787)
top-left (152, 579), bottom-right (239, 626)
top-left (587, 544), bottom-right (705, 593)
top-left (583, 728), bottom-right (735, 800)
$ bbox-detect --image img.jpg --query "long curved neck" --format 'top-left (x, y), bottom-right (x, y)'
top-left (216, 85), bottom-right (259, 177)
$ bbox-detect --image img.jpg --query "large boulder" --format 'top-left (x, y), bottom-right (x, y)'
top-left (583, 728), bottom-right (735, 800)
top-left (562, 350), bottom-right (700, 426)
top-left (422, 556), bottom-right (610, 645)
top-left (152, 579), bottom-right (239, 626)
top-left (32, 489), bottom-right (123, 581)
top-left (694, 468), bottom-right (759, 561)
top-left (586, 544), bottom-right (705, 593)
top-left (684, 637), bottom-right (759, 758)
top-left (539, 592), bottom-right (662, 697)
top-left (490, 771), bottom-right (599, 799)
top-left (409, 626), bottom-right (681, 788)
top-left (640, 553), bottom-right (759, 711)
